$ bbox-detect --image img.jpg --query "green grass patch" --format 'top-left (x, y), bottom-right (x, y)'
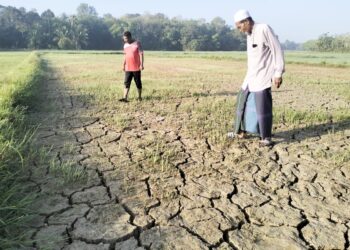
top-left (274, 107), bottom-right (350, 126)
top-left (285, 51), bottom-right (350, 67)
top-left (147, 51), bottom-right (350, 67)
top-left (313, 145), bottom-right (350, 167)
top-left (0, 52), bottom-right (32, 78)
top-left (185, 97), bottom-right (234, 146)
top-left (0, 52), bottom-right (44, 249)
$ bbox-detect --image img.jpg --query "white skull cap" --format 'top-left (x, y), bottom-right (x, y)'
top-left (234, 9), bottom-right (251, 23)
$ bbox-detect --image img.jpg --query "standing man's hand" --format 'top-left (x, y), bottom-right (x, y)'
top-left (274, 77), bottom-right (283, 89)
top-left (140, 65), bottom-right (144, 71)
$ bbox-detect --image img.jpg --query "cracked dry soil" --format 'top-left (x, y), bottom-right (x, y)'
top-left (26, 58), bottom-right (350, 250)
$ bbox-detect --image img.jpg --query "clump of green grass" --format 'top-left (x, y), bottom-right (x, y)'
top-left (313, 146), bottom-right (350, 167)
top-left (107, 113), bottom-right (133, 130)
top-left (142, 138), bottom-right (182, 173)
top-left (331, 150), bottom-right (350, 167)
top-left (274, 108), bottom-right (331, 126)
top-left (49, 159), bottom-right (88, 184)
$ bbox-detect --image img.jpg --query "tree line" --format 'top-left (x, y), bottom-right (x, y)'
top-left (1, 4), bottom-right (349, 52)
top-left (0, 4), bottom-right (246, 51)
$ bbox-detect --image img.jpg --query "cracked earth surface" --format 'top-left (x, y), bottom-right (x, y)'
top-left (26, 57), bottom-right (350, 250)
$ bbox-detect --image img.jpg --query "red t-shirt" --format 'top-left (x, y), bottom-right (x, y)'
top-left (124, 41), bottom-right (143, 71)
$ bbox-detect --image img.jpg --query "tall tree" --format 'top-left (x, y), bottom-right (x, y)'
top-left (76, 3), bottom-right (98, 18)
top-left (68, 15), bottom-right (88, 49)
top-left (38, 10), bottom-right (57, 48)
top-left (0, 7), bottom-right (27, 48)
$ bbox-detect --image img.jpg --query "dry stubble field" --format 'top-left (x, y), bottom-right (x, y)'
top-left (26, 51), bottom-right (350, 249)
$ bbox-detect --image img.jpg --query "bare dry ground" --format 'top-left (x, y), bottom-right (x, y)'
top-left (26, 52), bottom-right (350, 249)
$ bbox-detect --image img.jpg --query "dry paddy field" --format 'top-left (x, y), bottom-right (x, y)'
top-left (24, 51), bottom-right (350, 249)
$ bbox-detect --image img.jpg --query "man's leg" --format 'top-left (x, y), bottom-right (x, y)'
top-left (233, 88), bottom-right (249, 134)
top-left (134, 71), bottom-right (142, 101)
top-left (120, 72), bottom-right (132, 102)
top-left (137, 88), bottom-right (142, 100)
top-left (228, 88), bottom-right (249, 138)
top-left (255, 88), bottom-right (273, 144)
top-left (123, 87), bottom-right (130, 100)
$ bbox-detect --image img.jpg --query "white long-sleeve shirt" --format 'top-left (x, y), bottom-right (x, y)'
top-left (242, 23), bottom-right (285, 92)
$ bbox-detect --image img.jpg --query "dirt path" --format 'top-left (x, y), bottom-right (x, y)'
top-left (27, 65), bottom-right (350, 250)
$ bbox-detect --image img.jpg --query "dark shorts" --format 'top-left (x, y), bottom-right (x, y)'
top-left (124, 71), bottom-right (142, 89)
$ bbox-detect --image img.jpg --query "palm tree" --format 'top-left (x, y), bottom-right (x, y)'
top-left (69, 15), bottom-right (88, 49)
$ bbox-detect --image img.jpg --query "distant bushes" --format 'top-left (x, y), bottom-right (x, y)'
top-left (303, 33), bottom-right (350, 52)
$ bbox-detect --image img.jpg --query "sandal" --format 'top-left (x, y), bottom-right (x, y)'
top-left (118, 98), bottom-right (129, 102)
top-left (227, 131), bottom-right (247, 139)
top-left (259, 138), bottom-right (273, 147)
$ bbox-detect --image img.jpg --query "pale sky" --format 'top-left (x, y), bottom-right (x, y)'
top-left (1, 0), bottom-right (349, 43)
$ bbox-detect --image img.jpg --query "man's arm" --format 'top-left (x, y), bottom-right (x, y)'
top-left (240, 40), bottom-right (250, 90)
top-left (122, 56), bottom-right (126, 71)
top-left (140, 53), bottom-right (144, 70)
top-left (265, 25), bottom-right (285, 88)
top-left (138, 41), bottom-right (144, 70)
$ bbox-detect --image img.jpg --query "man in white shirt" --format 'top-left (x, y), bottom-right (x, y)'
top-left (230, 9), bottom-right (285, 146)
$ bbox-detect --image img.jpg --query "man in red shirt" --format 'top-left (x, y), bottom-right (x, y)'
top-left (119, 31), bottom-right (144, 102)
